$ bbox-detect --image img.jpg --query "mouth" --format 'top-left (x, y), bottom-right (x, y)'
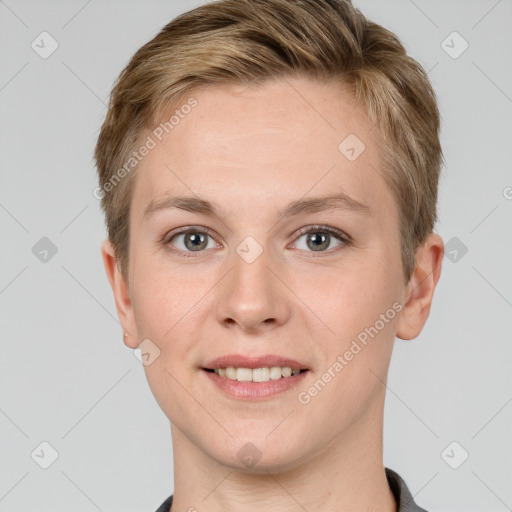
top-left (202, 366), bottom-right (309, 383)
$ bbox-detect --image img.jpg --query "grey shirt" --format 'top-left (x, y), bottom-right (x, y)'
top-left (154, 467), bottom-right (429, 511)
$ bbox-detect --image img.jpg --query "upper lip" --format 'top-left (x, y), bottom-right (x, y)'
top-left (203, 354), bottom-right (309, 371)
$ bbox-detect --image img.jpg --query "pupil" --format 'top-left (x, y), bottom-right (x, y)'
top-left (308, 232), bottom-right (329, 251)
top-left (186, 232), bottom-right (207, 251)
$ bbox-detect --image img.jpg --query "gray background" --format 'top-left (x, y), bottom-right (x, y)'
top-left (1, 0), bottom-right (511, 511)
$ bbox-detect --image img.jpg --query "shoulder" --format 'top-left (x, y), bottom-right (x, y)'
top-left (385, 467), bottom-right (430, 512)
top-left (154, 494), bottom-right (173, 512)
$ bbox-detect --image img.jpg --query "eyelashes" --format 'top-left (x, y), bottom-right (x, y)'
top-left (292, 225), bottom-right (351, 251)
top-left (162, 224), bottom-right (352, 257)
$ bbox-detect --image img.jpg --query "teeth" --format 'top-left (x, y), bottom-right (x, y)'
top-left (212, 366), bottom-right (302, 382)
top-left (270, 366), bottom-right (282, 380)
top-left (252, 367), bottom-right (269, 382)
top-left (225, 367), bottom-right (237, 379)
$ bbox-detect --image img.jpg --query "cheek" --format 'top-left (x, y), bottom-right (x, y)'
top-left (130, 252), bottom-right (216, 364)
top-left (131, 262), bottom-right (204, 417)
top-left (299, 255), bottom-right (401, 404)
top-left (298, 279), bottom-right (399, 430)
top-left (294, 255), bottom-right (400, 335)
top-left (131, 252), bottom-right (198, 336)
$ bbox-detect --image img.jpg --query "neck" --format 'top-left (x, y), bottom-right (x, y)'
top-left (168, 396), bottom-right (397, 512)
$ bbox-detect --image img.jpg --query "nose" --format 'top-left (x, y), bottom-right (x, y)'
top-left (213, 243), bottom-right (292, 333)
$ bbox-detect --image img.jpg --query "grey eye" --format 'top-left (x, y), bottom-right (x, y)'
top-left (294, 230), bottom-right (344, 252)
top-left (170, 231), bottom-right (215, 252)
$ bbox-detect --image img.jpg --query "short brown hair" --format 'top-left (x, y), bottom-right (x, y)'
top-left (94, 0), bottom-right (442, 282)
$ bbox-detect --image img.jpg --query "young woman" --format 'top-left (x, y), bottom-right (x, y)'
top-left (95, 1), bottom-right (443, 510)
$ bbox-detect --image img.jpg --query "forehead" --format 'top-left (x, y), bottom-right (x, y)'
top-left (130, 76), bottom-right (395, 225)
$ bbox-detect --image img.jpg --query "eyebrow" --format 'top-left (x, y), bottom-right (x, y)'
top-left (143, 192), bottom-right (371, 220)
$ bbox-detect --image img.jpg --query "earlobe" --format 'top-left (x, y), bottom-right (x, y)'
top-left (101, 240), bottom-right (139, 349)
top-left (396, 233), bottom-right (444, 341)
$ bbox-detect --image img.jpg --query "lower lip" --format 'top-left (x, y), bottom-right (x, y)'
top-left (202, 369), bottom-right (310, 400)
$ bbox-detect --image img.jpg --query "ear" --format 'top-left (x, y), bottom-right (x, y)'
top-left (101, 239), bottom-right (139, 349)
top-left (396, 233), bottom-right (444, 340)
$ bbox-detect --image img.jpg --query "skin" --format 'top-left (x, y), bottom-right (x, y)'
top-left (102, 75), bottom-right (443, 512)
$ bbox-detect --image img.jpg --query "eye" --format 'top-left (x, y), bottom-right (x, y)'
top-left (291, 225), bottom-right (350, 253)
top-left (165, 228), bottom-right (218, 254)
top-left (163, 225), bottom-right (351, 256)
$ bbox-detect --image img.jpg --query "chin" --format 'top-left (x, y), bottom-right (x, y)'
top-left (202, 427), bottom-right (313, 474)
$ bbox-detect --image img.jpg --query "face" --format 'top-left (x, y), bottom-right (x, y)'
top-left (104, 75), bottom-right (440, 472)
